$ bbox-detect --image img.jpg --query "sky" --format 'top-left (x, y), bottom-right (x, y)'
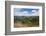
top-left (14, 8), bottom-right (39, 16)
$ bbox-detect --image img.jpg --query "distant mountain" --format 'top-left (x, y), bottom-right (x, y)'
top-left (14, 16), bottom-right (39, 20)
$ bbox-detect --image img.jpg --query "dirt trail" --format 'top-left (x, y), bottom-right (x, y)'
top-left (14, 22), bottom-right (28, 28)
top-left (14, 22), bottom-right (39, 28)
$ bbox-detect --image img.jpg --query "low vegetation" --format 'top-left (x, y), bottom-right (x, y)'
top-left (14, 16), bottom-right (39, 27)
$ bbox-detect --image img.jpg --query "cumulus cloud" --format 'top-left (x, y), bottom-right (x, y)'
top-left (14, 8), bottom-right (39, 16)
top-left (14, 11), bottom-right (39, 16)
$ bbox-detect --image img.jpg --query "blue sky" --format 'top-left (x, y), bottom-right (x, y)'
top-left (14, 8), bottom-right (39, 16)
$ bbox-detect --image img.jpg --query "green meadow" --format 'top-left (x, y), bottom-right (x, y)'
top-left (14, 16), bottom-right (39, 28)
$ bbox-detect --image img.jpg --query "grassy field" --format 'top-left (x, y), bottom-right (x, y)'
top-left (14, 16), bottom-right (39, 28)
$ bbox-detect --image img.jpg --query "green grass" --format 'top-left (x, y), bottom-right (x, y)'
top-left (14, 16), bottom-right (39, 27)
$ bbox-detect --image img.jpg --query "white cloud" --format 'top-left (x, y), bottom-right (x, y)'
top-left (14, 11), bottom-right (39, 16)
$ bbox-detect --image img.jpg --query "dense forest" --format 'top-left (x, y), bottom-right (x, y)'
top-left (14, 16), bottom-right (39, 27)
